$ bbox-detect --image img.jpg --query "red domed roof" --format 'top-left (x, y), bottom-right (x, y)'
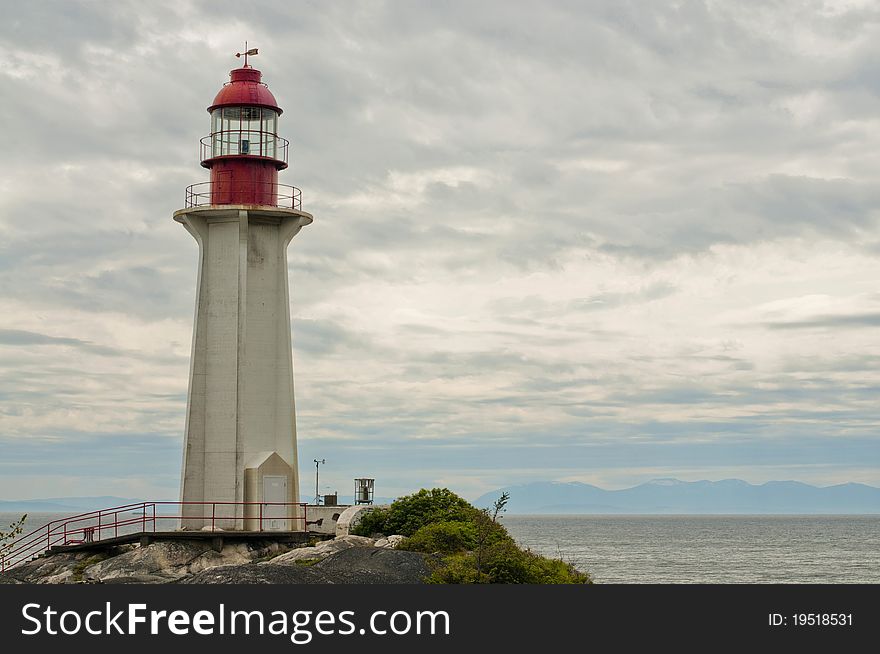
top-left (207, 66), bottom-right (282, 114)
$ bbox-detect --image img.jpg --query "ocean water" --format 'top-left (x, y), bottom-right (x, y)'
top-left (502, 514), bottom-right (880, 583)
top-left (4, 512), bottom-right (878, 583)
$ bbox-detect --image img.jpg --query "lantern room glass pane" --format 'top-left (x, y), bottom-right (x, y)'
top-left (210, 106), bottom-right (279, 159)
top-left (262, 110), bottom-right (278, 158)
top-left (241, 107), bottom-right (260, 155)
top-left (261, 110), bottom-right (277, 135)
top-left (211, 109), bottom-right (222, 156)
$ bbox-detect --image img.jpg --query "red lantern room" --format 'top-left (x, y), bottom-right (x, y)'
top-left (185, 53), bottom-right (301, 209)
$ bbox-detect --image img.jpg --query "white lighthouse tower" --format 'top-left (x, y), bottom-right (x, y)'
top-left (174, 51), bottom-right (312, 530)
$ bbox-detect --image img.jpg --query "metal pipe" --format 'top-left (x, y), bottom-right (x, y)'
top-left (314, 458), bottom-right (325, 504)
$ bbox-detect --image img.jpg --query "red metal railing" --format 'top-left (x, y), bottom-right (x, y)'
top-left (200, 131), bottom-right (289, 165)
top-left (184, 181), bottom-right (302, 209)
top-left (0, 501), bottom-right (307, 572)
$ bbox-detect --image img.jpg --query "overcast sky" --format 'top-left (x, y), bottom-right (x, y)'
top-left (1, 0), bottom-right (879, 502)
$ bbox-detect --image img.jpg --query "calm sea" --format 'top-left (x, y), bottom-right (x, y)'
top-left (4, 512), bottom-right (878, 583)
top-left (502, 514), bottom-right (880, 583)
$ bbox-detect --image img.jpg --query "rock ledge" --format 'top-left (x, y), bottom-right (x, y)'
top-left (0, 534), bottom-right (423, 584)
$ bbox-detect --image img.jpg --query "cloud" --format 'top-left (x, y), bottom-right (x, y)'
top-left (764, 312), bottom-right (880, 330)
top-left (0, 328), bottom-right (119, 354)
top-left (1, 1), bottom-right (879, 499)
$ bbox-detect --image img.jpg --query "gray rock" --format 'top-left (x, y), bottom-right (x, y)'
top-left (375, 534), bottom-right (405, 549)
top-left (266, 534), bottom-right (374, 565)
top-left (313, 547), bottom-right (430, 584)
top-left (87, 539), bottom-right (291, 583)
top-left (83, 541), bottom-right (210, 583)
top-left (0, 537), bottom-right (428, 585)
top-left (183, 547), bottom-right (430, 584)
top-left (263, 546), bottom-right (324, 565)
top-left (180, 563), bottom-right (327, 584)
top-left (0, 548), bottom-right (130, 584)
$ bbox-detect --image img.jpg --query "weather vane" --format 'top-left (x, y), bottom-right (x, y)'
top-left (235, 41), bottom-right (258, 67)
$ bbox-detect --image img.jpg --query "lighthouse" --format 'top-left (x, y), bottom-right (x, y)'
top-left (174, 51), bottom-right (312, 531)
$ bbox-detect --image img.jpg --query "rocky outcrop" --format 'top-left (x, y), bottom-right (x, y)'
top-left (264, 534), bottom-right (375, 565)
top-left (309, 546), bottom-right (430, 584)
top-left (0, 534), bottom-right (419, 585)
top-left (0, 548), bottom-right (129, 585)
top-left (375, 534), bottom-right (405, 548)
top-left (82, 539), bottom-right (289, 583)
top-left (179, 563), bottom-right (327, 584)
top-left (182, 548), bottom-right (430, 584)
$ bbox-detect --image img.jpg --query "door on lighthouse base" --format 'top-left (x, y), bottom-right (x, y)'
top-left (262, 475), bottom-right (288, 531)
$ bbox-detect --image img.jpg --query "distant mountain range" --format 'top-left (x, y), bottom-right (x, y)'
top-left (4, 481), bottom-right (878, 515)
top-left (474, 479), bottom-right (880, 514)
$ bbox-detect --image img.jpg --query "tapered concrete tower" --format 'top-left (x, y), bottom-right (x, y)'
top-left (174, 52), bottom-right (312, 530)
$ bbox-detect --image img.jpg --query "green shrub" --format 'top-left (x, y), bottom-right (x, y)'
top-left (399, 521), bottom-right (478, 554)
top-left (426, 552), bottom-right (488, 584)
top-left (483, 539), bottom-right (535, 583)
top-left (351, 507), bottom-right (389, 538)
top-left (352, 488), bottom-right (480, 537)
top-left (427, 542), bottom-right (591, 584)
top-left (353, 487), bottom-right (592, 584)
top-left (523, 552), bottom-right (591, 584)
top-left (0, 514), bottom-right (27, 566)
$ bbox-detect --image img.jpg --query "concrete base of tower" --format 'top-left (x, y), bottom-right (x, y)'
top-left (173, 205), bottom-right (313, 531)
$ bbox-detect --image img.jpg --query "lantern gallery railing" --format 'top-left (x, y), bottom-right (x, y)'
top-left (0, 501), bottom-right (308, 572)
top-left (200, 131), bottom-right (290, 164)
top-left (185, 181), bottom-right (302, 209)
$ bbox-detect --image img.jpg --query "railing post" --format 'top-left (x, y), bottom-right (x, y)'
top-left (153, 504), bottom-right (156, 532)
top-left (212, 503), bottom-right (216, 532)
top-left (114, 512), bottom-right (118, 538)
top-left (259, 503), bottom-right (263, 531)
top-left (98, 511), bottom-right (102, 540)
top-left (63, 523), bottom-right (67, 545)
top-left (142, 505), bottom-right (146, 533)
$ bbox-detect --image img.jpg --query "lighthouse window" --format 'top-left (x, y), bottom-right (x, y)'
top-left (243, 107), bottom-right (261, 135)
top-left (262, 110), bottom-right (278, 158)
top-left (210, 107), bottom-right (279, 158)
top-left (241, 107), bottom-right (261, 122)
top-left (262, 110), bottom-right (278, 135)
top-left (242, 107), bottom-right (261, 155)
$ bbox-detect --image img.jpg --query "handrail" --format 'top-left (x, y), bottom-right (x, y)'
top-left (200, 131), bottom-right (289, 164)
top-left (0, 501), bottom-right (308, 572)
top-left (184, 180), bottom-right (302, 210)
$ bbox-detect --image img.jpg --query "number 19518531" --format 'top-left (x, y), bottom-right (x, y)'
top-left (769, 613), bottom-right (853, 627)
